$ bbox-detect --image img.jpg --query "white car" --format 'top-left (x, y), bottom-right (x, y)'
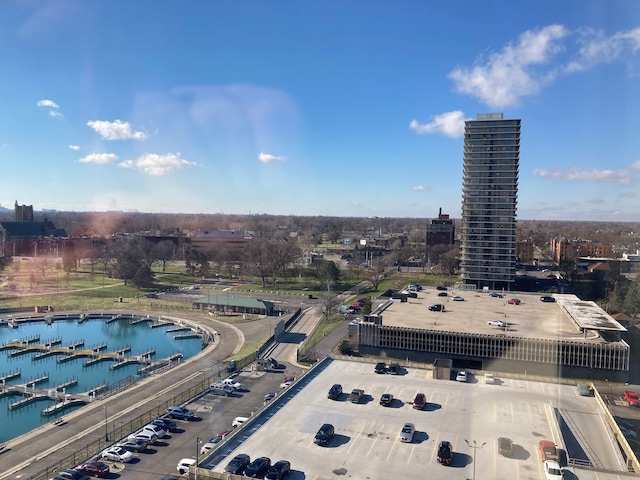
top-left (177, 458), bottom-right (196, 475)
top-left (543, 460), bottom-right (564, 480)
top-left (101, 446), bottom-right (133, 463)
top-left (232, 416), bottom-right (249, 428)
top-left (221, 378), bottom-right (242, 390)
top-left (487, 320), bottom-right (507, 327)
top-left (399, 422), bottom-right (415, 443)
top-left (280, 380), bottom-right (294, 388)
top-left (452, 295), bottom-right (464, 301)
top-left (456, 370), bottom-right (467, 382)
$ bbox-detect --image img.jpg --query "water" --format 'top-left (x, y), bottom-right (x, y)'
top-left (0, 316), bottom-right (204, 442)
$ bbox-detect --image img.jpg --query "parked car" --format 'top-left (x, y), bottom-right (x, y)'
top-left (314, 423), bottom-right (335, 446)
top-left (413, 393), bottom-right (426, 410)
top-left (489, 293), bottom-right (503, 298)
top-left (540, 295), bottom-right (556, 302)
top-left (221, 378), bottom-right (242, 390)
top-left (280, 379), bottom-right (294, 388)
top-left (438, 292), bottom-right (448, 297)
top-left (176, 458), bottom-right (196, 476)
top-left (211, 382), bottom-right (235, 396)
top-left (399, 423), bottom-right (415, 443)
top-left (327, 383), bottom-right (343, 400)
top-left (436, 286), bottom-right (448, 291)
top-left (456, 370), bottom-right (467, 382)
top-left (484, 373), bottom-right (495, 384)
top-left (129, 430), bottom-right (157, 445)
top-left (428, 304), bottom-right (445, 312)
top-left (118, 438), bottom-right (147, 453)
top-left (58, 469), bottom-right (90, 480)
top-left (224, 454), bottom-right (251, 475)
top-left (101, 446), bottom-right (133, 463)
top-left (374, 362), bottom-right (386, 374)
top-left (200, 442), bottom-right (218, 455)
top-left (539, 440), bottom-right (559, 461)
top-left (232, 416), bottom-right (249, 428)
top-left (437, 440), bottom-right (452, 465)
top-left (349, 303), bottom-right (362, 311)
top-left (452, 295), bottom-right (464, 301)
top-left (142, 423), bottom-right (166, 438)
top-left (497, 437), bottom-right (513, 457)
top-left (266, 460), bottom-right (291, 480)
top-left (166, 406), bottom-right (195, 420)
top-left (487, 320), bottom-right (507, 327)
top-left (576, 383), bottom-right (593, 396)
top-left (75, 462), bottom-right (110, 478)
top-left (624, 390), bottom-right (640, 407)
top-left (348, 389), bottom-right (364, 403)
top-left (151, 417), bottom-right (177, 432)
top-left (338, 305), bottom-right (355, 314)
top-left (508, 298), bottom-right (521, 305)
top-left (380, 393), bottom-right (393, 407)
top-left (388, 363), bottom-right (400, 375)
top-left (543, 460), bottom-right (564, 480)
top-left (264, 392), bottom-right (276, 402)
top-left (245, 456), bottom-right (271, 478)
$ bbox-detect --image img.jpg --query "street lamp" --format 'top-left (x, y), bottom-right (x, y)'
top-left (195, 436), bottom-right (201, 480)
top-left (104, 406), bottom-right (109, 442)
top-left (465, 439), bottom-right (486, 480)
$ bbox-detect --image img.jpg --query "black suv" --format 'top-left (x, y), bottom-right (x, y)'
top-left (374, 362), bottom-right (386, 374)
top-left (245, 457), bottom-right (271, 478)
top-left (437, 440), bottom-right (452, 465)
top-left (327, 383), bottom-right (342, 400)
top-left (266, 460), bottom-right (291, 480)
top-left (314, 423), bottom-right (335, 446)
top-left (429, 304), bottom-right (445, 312)
top-left (498, 437), bottom-right (513, 457)
top-left (224, 454), bottom-right (251, 474)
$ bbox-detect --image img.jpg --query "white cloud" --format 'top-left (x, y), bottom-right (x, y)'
top-left (49, 110), bottom-right (63, 118)
top-left (258, 152), bottom-right (286, 163)
top-left (68, 145), bottom-right (80, 151)
top-left (87, 119), bottom-right (147, 140)
top-left (565, 27), bottom-right (640, 72)
top-left (412, 185), bottom-right (428, 191)
top-left (119, 152), bottom-right (196, 175)
top-left (409, 110), bottom-right (468, 138)
top-left (449, 25), bottom-right (568, 108)
top-left (37, 99), bottom-right (59, 109)
top-left (79, 153), bottom-right (119, 164)
top-left (532, 167), bottom-right (631, 183)
top-left (629, 160), bottom-right (640, 170)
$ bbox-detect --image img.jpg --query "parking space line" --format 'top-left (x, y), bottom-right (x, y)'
top-left (429, 431), bottom-right (440, 465)
top-left (366, 426), bottom-right (381, 457)
top-left (346, 421), bottom-right (367, 454)
top-left (288, 431), bottom-right (301, 447)
top-left (386, 436), bottom-right (398, 461)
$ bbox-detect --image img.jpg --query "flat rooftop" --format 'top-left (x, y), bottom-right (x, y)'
top-left (374, 289), bottom-right (626, 344)
top-left (205, 359), bottom-right (626, 479)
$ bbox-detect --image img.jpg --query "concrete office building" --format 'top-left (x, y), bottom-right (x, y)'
top-left (461, 113), bottom-right (520, 290)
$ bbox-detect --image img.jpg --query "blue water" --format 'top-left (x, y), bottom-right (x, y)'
top-left (0, 317), bottom-right (203, 442)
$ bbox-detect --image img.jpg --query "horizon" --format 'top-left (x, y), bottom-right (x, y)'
top-left (1, 2), bottom-right (639, 221)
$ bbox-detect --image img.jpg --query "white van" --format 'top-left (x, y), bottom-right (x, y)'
top-left (484, 373), bottom-right (495, 384)
top-left (211, 382), bottom-right (234, 396)
top-left (232, 416), bottom-right (249, 428)
top-left (129, 430), bottom-right (158, 445)
top-left (142, 423), bottom-right (167, 438)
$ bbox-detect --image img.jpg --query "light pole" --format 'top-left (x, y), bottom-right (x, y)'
top-left (195, 436), bottom-right (201, 480)
top-left (104, 406), bottom-right (109, 442)
top-left (465, 439), bottom-right (486, 480)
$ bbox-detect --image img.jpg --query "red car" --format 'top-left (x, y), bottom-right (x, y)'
top-left (413, 393), bottom-right (426, 410)
top-left (538, 440), bottom-right (558, 461)
top-left (350, 303), bottom-right (362, 311)
top-left (507, 298), bottom-right (521, 305)
top-left (624, 391), bottom-right (640, 407)
top-left (75, 461), bottom-right (110, 477)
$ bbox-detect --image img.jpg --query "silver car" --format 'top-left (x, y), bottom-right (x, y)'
top-left (399, 423), bottom-right (415, 443)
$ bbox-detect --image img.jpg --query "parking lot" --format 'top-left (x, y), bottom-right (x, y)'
top-left (203, 359), bottom-right (628, 480)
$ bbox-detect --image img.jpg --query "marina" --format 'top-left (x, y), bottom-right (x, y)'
top-left (0, 313), bottom-right (206, 443)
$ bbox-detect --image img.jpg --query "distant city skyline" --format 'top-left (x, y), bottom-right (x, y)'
top-left (1, 2), bottom-right (639, 221)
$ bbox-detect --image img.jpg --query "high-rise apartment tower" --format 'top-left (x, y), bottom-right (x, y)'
top-left (461, 113), bottom-right (520, 290)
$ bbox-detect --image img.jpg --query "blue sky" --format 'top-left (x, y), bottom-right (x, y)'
top-left (1, 1), bottom-right (639, 221)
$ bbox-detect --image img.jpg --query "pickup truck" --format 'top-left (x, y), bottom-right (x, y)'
top-left (348, 389), bottom-right (364, 403)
